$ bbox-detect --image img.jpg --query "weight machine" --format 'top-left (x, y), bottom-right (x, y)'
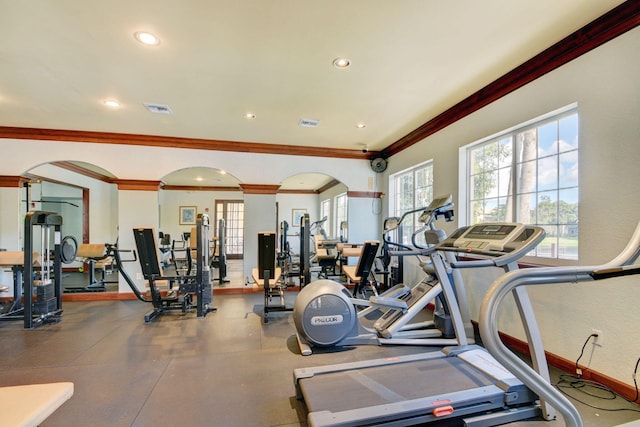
top-left (273, 214), bottom-right (313, 288)
top-left (299, 213), bottom-right (311, 286)
top-left (277, 220), bottom-right (299, 288)
top-left (211, 218), bottom-right (229, 284)
top-left (112, 214), bottom-right (216, 323)
top-left (253, 231), bottom-right (294, 323)
top-left (0, 211), bottom-right (77, 329)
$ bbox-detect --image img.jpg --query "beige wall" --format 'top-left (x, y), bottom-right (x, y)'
top-left (382, 27), bottom-right (640, 385)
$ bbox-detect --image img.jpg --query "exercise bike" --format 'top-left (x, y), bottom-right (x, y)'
top-left (294, 195), bottom-right (471, 355)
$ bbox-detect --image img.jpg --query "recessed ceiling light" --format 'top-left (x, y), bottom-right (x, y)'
top-left (195, 177), bottom-right (204, 182)
top-left (103, 100), bottom-right (120, 108)
top-left (134, 31), bottom-right (160, 46)
top-left (332, 57), bottom-right (351, 68)
top-left (244, 112), bottom-right (256, 119)
top-left (356, 123), bottom-right (366, 129)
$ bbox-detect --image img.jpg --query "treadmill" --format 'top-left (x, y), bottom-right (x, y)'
top-left (294, 223), bottom-right (555, 426)
top-left (479, 220), bottom-right (640, 427)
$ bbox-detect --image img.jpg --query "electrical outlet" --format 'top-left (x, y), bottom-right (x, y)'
top-left (591, 328), bottom-right (603, 346)
top-left (136, 272), bottom-right (143, 280)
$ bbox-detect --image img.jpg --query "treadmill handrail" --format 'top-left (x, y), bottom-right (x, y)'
top-left (478, 220), bottom-right (640, 427)
top-left (387, 247), bottom-right (435, 258)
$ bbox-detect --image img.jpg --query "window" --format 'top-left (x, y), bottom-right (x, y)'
top-left (334, 193), bottom-right (348, 237)
top-left (461, 105), bottom-right (579, 259)
top-left (389, 161), bottom-right (434, 245)
top-left (215, 200), bottom-right (244, 259)
top-left (320, 198), bottom-right (330, 231)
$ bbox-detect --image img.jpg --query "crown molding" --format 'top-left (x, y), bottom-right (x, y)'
top-left (239, 184), bottom-right (281, 194)
top-left (112, 179), bottom-right (162, 191)
top-left (0, 126), bottom-right (379, 160)
top-left (0, 175), bottom-right (27, 188)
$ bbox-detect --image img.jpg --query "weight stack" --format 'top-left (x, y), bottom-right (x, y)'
top-left (35, 281), bottom-right (54, 300)
top-left (34, 282), bottom-right (58, 314)
top-left (201, 268), bottom-right (213, 305)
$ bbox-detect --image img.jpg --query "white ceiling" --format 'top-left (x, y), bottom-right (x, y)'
top-left (0, 0), bottom-right (625, 157)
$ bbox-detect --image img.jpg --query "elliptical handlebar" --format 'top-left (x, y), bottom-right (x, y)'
top-left (379, 195), bottom-right (455, 280)
top-left (309, 216), bottom-right (327, 228)
top-left (384, 194), bottom-right (455, 250)
top-left (309, 216), bottom-right (329, 240)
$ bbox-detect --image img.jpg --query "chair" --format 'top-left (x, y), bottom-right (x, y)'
top-left (73, 243), bottom-right (113, 291)
top-left (336, 242), bottom-right (362, 275)
top-left (313, 234), bottom-right (338, 278)
top-left (341, 240), bottom-right (381, 298)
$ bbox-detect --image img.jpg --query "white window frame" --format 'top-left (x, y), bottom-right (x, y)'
top-left (388, 160), bottom-right (434, 246)
top-left (334, 193), bottom-right (348, 237)
top-left (320, 198), bottom-right (330, 234)
top-left (459, 103), bottom-right (579, 260)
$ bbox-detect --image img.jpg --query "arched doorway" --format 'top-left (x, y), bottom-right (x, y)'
top-left (24, 161), bottom-right (119, 292)
top-left (160, 166), bottom-right (243, 258)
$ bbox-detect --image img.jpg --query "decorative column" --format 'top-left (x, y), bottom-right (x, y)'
top-left (346, 191), bottom-right (384, 244)
top-left (239, 184), bottom-right (280, 281)
top-left (113, 179), bottom-right (162, 293)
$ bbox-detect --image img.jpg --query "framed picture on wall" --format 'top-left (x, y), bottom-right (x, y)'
top-left (292, 208), bottom-right (307, 227)
top-left (179, 206), bottom-right (197, 225)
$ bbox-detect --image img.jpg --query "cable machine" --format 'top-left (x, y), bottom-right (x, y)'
top-left (299, 213), bottom-right (311, 286)
top-left (22, 211), bottom-right (76, 329)
top-left (211, 218), bottom-right (229, 284)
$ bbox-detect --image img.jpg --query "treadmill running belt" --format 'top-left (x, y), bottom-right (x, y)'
top-left (299, 357), bottom-right (494, 414)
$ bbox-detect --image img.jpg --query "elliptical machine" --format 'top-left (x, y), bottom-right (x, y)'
top-left (377, 205), bottom-right (429, 291)
top-left (294, 195), bottom-right (470, 355)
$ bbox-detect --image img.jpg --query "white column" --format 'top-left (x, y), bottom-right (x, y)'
top-left (115, 181), bottom-right (160, 293)
top-left (240, 185), bottom-right (279, 281)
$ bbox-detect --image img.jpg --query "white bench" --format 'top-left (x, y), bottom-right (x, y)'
top-left (0, 382), bottom-right (74, 427)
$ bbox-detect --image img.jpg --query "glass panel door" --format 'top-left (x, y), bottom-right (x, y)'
top-left (215, 200), bottom-right (244, 259)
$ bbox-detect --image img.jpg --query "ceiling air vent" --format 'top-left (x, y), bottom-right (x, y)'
top-left (144, 103), bottom-right (173, 114)
top-left (299, 118), bottom-right (319, 128)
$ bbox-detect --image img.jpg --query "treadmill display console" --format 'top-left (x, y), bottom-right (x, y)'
top-left (464, 224), bottom-right (518, 240)
top-left (441, 223), bottom-right (526, 253)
